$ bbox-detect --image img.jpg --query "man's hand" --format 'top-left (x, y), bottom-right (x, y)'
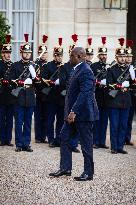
top-left (67, 112), bottom-right (76, 124)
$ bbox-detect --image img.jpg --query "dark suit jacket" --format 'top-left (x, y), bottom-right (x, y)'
top-left (64, 62), bottom-right (99, 122)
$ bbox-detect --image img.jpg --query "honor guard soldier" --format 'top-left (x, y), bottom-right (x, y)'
top-left (0, 35), bottom-right (15, 146)
top-left (125, 40), bottom-right (135, 146)
top-left (85, 37), bottom-right (94, 66)
top-left (9, 34), bottom-right (36, 152)
top-left (42, 38), bottom-right (65, 147)
top-left (90, 37), bottom-right (109, 149)
top-left (34, 35), bottom-right (48, 143)
top-left (106, 38), bottom-right (134, 154)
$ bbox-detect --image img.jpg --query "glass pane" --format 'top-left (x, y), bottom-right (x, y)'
top-left (0, 12), bottom-right (6, 18)
top-left (13, 0), bottom-right (35, 10)
top-left (121, 0), bottom-right (127, 9)
top-left (0, 0), bottom-right (6, 10)
top-left (104, 0), bottom-right (112, 8)
top-left (12, 12), bottom-right (34, 41)
top-left (12, 0), bottom-right (35, 61)
top-left (112, 0), bottom-right (120, 8)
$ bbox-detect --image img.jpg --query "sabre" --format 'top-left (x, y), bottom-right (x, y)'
top-left (91, 53), bottom-right (99, 63)
top-left (36, 46), bottom-right (46, 61)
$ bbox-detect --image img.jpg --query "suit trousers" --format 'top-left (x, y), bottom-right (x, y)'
top-left (60, 121), bottom-right (94, 176)
top-left (47, 102), bottom-right (64, 144)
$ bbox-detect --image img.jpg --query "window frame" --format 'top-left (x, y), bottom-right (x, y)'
top-left (104, 0), bottom-right (128, 10)
top-left (0, 0), bottom-right (38, 61)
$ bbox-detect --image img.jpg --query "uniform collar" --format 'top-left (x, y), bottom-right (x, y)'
top-left (21, 59), bottom-right (30, 65)
top-left (118, 63), bottom-right (126, 68)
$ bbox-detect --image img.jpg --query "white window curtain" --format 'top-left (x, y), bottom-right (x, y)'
top-left (0, 0), bottom-right (7, 17)
top-left (12, 0), bottom-right (35, 61)
top-left (0, 0), bottom-right (36, 62)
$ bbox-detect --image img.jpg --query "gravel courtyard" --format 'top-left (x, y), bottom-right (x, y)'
top-left (0, 124), bottom-right (136, 205)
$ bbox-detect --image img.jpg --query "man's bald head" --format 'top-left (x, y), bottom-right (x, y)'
top-left (70, 47), bottom-right (86, 66)
top-left (72, 47), bottom-right (86, 56)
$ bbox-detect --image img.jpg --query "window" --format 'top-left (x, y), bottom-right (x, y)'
top-left (0, 0), bottom-right (7, 17)
top-left (104, 0), bottom-right (128, 10)
top-left (0, 0), bottom-right (38, 61)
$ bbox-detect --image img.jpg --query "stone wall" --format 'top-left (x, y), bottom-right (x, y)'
top-left (38, 0), bottom-right (127, 62)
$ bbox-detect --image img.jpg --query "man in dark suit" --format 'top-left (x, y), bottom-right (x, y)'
top-left (49, 47), bottom-right (99, 181)
top-left (125, 41), bottom-right (135, 146)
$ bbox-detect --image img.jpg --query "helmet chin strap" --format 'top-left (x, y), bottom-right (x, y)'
top-left (22, 53), bottom-right (31, 62)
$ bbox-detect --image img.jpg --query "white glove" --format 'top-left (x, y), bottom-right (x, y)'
top-left (105, 64), bottom-right (110, 70)
top-left (24, 78), bottom-right (32, 85)
top-left (29, 64), bottom-right (36, 79)
top-left (122, 81), bottom-right (130, 88)
top-left (129, 65), bottom-right (135, 80)
top-left (100, 79), bottom-right (106, 85)
top-left (55, 79), bottom-right (60, 85)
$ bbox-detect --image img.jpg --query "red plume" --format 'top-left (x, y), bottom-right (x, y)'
top-left (6, 35), bottom-right (11, 44)
top-left (88, 37), bottom-right (92, 46)
top-left (58, 37), bottom-right (62, 46)
top-left (101, 36), bottom-right (106, 45)
top-left (127, 40), bottom-right (133, 48)
top-left (24, 33), bottom-right (29, 42)
top-left (42, 35), bottom-right (48, 43)
top-left (71, 34), bottom-right (78, 43)
top-left (118, 38), bottom-right (125, 47)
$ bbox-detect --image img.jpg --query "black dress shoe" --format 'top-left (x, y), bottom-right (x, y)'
top-left (117, 149), bottom-right (128, 154)
top-left (49, 169), bottom-right (71, 177)
top-left (35, 140), bottom-right (42, 143)
top-left (125, 141), bottom-right (134, 146)
top-left (74, 173), bottom-right (93, 181)
top-left (53, 142), bottom-right (60, 147)
top-left (6, 143), bottom-right (14, 147)
top-left (72, 148), bottom-right (80, 153)
top-left (93, 144), bottom-right (99, 149)
top-left (111, 149), bottom-right (117, 154)
top-left (22, 146), bottom-right (33, 152)
top-left (0, 143), bottom-right (6, 146)
top-left (41, 139), bottom-right (48, 144)
top-left (15, 147), bottom-right (22, 152)
top-left (49, 143), bottom-right (56, 148)
top-left (99, 144), bottom-right (109, 149)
